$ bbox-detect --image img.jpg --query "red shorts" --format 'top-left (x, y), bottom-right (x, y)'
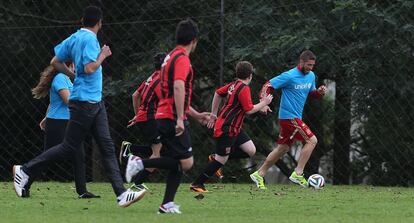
top-left (277, 118), bottom-right (314, 146)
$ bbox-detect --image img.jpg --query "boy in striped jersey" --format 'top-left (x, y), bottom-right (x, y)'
top-left (125, 19), bottom-right (211, 214)
top-left (190, 61), bottom-right (273, 192)
top-left (119, 53), bottom-right (166, 189)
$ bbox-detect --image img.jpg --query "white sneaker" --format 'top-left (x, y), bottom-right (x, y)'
top-left (158, 202), bottom-right (182, 214)
top-left (13, 165), bottom-right (29, 197)
top-left (125, 155), bottom-right (143, 183)
top-left (117, 188), bottom-right (146, 208)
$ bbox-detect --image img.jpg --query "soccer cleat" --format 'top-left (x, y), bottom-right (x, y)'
top-left (250, 171), bottom-right (267, 190)
top-left (158, 202), bottom-right (181, 214)
top-left (117, 188), bottom-right (146, 208)
top-left (119, 141), bottom-right (132, 164)
top-left (125, 155), bottom-right (143, 183)
top-left (78, 191), bottom-right (101, 199)
top-left (130, 183), bottom-right (149, 191)
top-left (190, 183), bottom-right (209, 193)
top-left (208, 154), bottom-right (224, 179)
top-left (289, 171), bottom-right (308, 188)
top-left (13, 165), bottom-right (30, 197)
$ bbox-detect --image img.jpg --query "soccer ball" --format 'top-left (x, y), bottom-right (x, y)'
top-left (308, 174), bottom-right (325, 189)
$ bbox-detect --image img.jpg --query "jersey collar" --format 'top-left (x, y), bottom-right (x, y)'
top-left (80, 28), bottom-right (97, 36)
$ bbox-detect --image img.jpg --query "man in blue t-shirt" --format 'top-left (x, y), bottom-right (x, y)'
top-left (13, 6), bottom-right (145, 207)
top-left (250, 50), bottom-right (327, 189)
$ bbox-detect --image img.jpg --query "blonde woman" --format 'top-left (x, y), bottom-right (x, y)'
top-left (30, 64), bottom-right (99, 199)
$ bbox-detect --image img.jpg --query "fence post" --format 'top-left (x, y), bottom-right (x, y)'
top-left (333, 73), bottom-right (351, 185)
top-left (219, 0), bottom-right (225, 86)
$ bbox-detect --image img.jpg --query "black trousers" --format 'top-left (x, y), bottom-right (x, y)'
top-left (43, 118), bottom-right (87, 195)
top-left (24, 101), bottom-right (125, 196)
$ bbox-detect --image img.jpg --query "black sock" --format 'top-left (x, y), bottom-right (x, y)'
top-left (142, 157), bottom-right (180, 172)
top-left (229, 149), bottom-right (250, 160)
top-left (162, 170), bottom-right (183, 204)
top-left (193, 160), bottom-right (223, 185)
top-left (130, 144), bottom-right (152, 157)
top-left (133, 169), bottom-right (151, 185)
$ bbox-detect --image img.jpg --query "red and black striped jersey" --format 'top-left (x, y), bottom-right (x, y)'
top-left (214, 80), bottom-right (254, 137)
top-left (156, 46), bottom-right (194, 120)
top-left (134, 70), bottom-right (161, 122)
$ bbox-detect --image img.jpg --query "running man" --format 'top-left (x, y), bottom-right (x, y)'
top-left (250, 50), bottom-right (327, 189)
top-left (13, 6), bottom-right (144, 207)
top-left (125, 18), bottom-right (209, 214)
top-left (190, 61), bottom-right (273, 192)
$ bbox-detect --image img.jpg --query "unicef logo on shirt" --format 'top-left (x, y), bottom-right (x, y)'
top-left (295, 83), bottom-right (312, 89)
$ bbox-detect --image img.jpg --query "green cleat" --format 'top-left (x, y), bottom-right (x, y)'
top-left (289, 171), bottom-right (308, 187)
top-left (250, 171), bottom-right (267, 190)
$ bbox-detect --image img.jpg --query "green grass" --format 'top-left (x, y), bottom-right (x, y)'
top-left (1, 182), bottom-right (414, 223)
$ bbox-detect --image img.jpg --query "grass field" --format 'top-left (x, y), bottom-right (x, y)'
top-left (1, 182), bottom-right (414, 223)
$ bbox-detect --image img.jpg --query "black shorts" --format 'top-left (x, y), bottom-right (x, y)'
top-left (135, 119), bottom-right (161, 145)
top-left (157, 119), bottom-right (192, 160)
top-left (215, 129), bottom-right (251, 156)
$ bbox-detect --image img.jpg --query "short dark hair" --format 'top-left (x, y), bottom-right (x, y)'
top-left (236, 61), bottom-right (253, 79)
top-left (300, 50), bottom-right (316, 62)
top-left (153, 52), bottom-right (166, 70)
top-left (176, 18), bottom-right (199, 45)
top-left (82, 6), bottom-right (103, 27)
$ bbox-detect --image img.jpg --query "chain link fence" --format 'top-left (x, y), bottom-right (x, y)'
top-left (1, 0), bottom-right (413, 186)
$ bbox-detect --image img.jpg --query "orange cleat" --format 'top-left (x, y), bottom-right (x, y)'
top-left (190, 184), bottom-right (209, 193)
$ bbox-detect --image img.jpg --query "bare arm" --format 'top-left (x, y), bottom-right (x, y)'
top-left (126, 91), bottom-right (141, 128)
top-left (84, 45), bottom-right (112, 74)
top-left (246, 94), bottom-right (273, 115)
top-left (188, 106), bottom-right (201, 119)
top-left (132, 91), bottom-right (141, 115)
top-left (174, 80), bottom-right (186, 135)
top-left (50, 57), bottom-right (74, 78)
top-left (210, 92), bottom-right (223, 117)
top-left (206, 93), bottom-right (223, 128)
top-left (39, 105), bottom-right (50, 130)
top-left (189, 106), bottom-right (210, 125)
top-left (57, 89), bottom-right (70, 105)
top-left (174, 80), bottom-right (186, 120)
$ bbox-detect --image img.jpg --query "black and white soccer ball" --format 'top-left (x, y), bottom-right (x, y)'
top-left (308, 174), bottom-right (325, 189)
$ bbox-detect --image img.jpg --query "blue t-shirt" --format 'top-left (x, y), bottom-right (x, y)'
top-left (54, 28), bottom-right (102, 102)
top-left (269, 67), bottom-right (316, 119)
top-left (47, 73), bottom-right (73, 120)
